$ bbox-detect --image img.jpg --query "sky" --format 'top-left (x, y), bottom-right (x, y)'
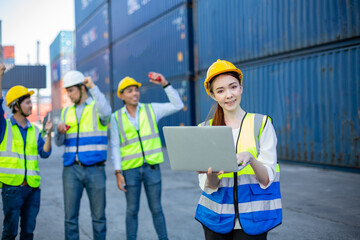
top-left (0, 0), bottom-right (75, 96)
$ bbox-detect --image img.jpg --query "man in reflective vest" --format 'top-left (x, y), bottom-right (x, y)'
top-left (0, 63), bottom-right (53, 240)
top-left (110, 73), bottom-right (184, 240)
top-left (55, 71), bottom-right (111, 240)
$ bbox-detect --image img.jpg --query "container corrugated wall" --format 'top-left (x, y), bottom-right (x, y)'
top-left (111, 0), bottom-right (189, 42)
top-left (77, 48), bottom-right (111, 94)
top-left (197, 45), bottom-right (360, 168)
top-left (51, 55), bottom-right (75, 83)
top-left (76, 3), bottom-right (109, 63)
top-left (195, 0), bottom-right (360, 71)
top-left (2, 65), bottom-right (47, 89)
top-left (112, 4), bottom-right (192, 89)
top-left (75, 0), bottom-right (107, 27)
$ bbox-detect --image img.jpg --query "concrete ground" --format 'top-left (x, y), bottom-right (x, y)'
top-left (1, 143), bottom-right (360, 240)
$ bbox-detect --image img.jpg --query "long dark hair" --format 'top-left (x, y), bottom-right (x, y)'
top-left (205, 71), bottom-right (242, 126)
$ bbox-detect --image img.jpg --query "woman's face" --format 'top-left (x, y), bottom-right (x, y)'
top-left (210, 74), bottom-right (243, 113)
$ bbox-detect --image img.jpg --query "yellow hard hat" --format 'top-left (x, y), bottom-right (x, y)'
top-left (204, 59), bottom-right (243, 96)
top-left (117, 76), bottom-right (142, 98)
top-left (6, 85), bottom-right (34, 107)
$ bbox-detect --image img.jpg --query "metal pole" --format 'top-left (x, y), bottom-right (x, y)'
top-left (36, 41), bottom-right (40, 122)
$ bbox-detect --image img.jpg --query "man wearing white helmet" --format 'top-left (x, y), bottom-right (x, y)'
top-left (55, 70), bottom-right (111, 240)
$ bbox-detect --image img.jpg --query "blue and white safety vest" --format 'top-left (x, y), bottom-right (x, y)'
top-left (61, 101), bottom-right (108, 166)
top-left (195, 113), bottom-right (282, 235)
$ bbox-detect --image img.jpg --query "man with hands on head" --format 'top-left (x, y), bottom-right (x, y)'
top-left (0, 63), bottom-right (53, 240)
top-left (111, 72), bottom-right (184, 240)
top-left (55, 71), bottom-right (111, 240)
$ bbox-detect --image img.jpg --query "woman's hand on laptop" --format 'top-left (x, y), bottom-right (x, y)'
top-left (236, 152), bottom-right (254, 169)
top-left (197, 168), bottom-right (224, 189)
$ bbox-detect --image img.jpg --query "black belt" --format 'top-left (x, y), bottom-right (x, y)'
top-left (73, 160), bottom-right (105, 167)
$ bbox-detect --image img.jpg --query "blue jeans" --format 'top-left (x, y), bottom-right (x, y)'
top-left (1, 184), bottom-right (40, 240)
top-left (123, 163), bottom-right (168, 240)
top-left (62, 164), bottom-right (106, 240)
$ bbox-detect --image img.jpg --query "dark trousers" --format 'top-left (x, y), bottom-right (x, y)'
top-left (1, 184), bottom-right (40, 240)
top-left (202, 224), bottom-right (267, 240)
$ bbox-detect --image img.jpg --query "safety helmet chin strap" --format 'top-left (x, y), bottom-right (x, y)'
top-left (74, 84), bottom-right (85, 105)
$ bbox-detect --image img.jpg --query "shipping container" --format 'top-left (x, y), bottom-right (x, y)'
top-left (50, 31), bottom-right (74, 63)
top-left (77, 48), bottom-right (111, 94)
top-left (196, 44), bottom-right (360, 168)
top-left (75, 0), bottom-right (107, 27)
top-left (195, 0), bottom-right (360, 71)
top-left (2, 65), bottom-right (46, 89)
top-left (51, 55), bottom-right (75, 83)
top-left (76, 3), bottom-right (109, 63)
top-left (111, 0), bottom-right (190, 42)
top-left (113, 77), bottom-right (194, 144)
top-left (112, 4), bottom-right (192, 90)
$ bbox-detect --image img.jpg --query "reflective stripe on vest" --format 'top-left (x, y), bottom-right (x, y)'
top-left (196, 113), bottom-right (282, 235)
top-left (115, 104), bottom-right (164, 170)
top-left (0, 119), bottom-right (41, 187)
top-left (62, 101), bottom-right (108, 166)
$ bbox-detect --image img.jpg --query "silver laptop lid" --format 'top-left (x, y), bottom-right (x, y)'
top-left (163, 126), bottom-right (238, 172)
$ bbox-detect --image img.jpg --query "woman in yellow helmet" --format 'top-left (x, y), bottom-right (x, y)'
top-left (195, 60), bottom-right (282, 240)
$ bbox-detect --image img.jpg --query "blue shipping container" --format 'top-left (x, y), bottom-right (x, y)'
top-left (51, 55), bottom-right (75, 83)
top-left (75, 0), bottom-right (107, 27)
top-left (112, 4), bottom-right (192, 90)
top-left (196, 44), bottom-right (360, 168)
top-left (50, 31), bottom-right (74, 63)
top-left (2, 65), bottom-right (47, 89)
top-left (195, 0), bottom-right (360, 71)
top-left (77, 48), bottom-right (111, 94)
top-left (111, 0), bottom-right (189, 42)
top-left (113, 77), bottom-right (193, 144)
top-left (76, 3), bottom-right (109, 63)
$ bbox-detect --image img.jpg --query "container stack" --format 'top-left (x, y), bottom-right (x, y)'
top-left (72, 0), bottom-right (359, 168)
top-left (110, 0), bottom-right (194, 134)
top-left (75, 0), bottom-right (111, 104)
top-left (50, 31), bottom-right (75, 110)
top-left (194, 0), bottom-right (360, 168)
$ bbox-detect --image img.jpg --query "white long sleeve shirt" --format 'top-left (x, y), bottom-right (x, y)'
top-left (110, 85), bottom-right (184, 170)
top-left (198, 119), bottom-right (278, 192)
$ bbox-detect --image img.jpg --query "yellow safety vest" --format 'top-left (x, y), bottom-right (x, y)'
top-left (0, 119), bottom-right (41, 188)
top-left (115, 104), bottom-right (164, 170)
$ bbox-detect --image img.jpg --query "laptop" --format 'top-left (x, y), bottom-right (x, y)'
top-left (163, 126), bottom-right (238, 172)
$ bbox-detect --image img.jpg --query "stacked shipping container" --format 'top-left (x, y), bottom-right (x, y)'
top-left (50, 31), bottom-right (75, 110)
top-left (110, 0), bottom-right (194, 140)
top-left (195, 0), bottom-right (360, 168)
top-left (75, 0), bottom-right (111, 103)
top-left (74, 0), bottom-right (360, 168)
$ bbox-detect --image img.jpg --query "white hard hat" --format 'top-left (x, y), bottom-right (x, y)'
top-left (63, 71), bottom-right (85, 88)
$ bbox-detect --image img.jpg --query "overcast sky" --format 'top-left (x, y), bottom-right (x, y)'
top-left (0, 0), bottom-right (75, 95)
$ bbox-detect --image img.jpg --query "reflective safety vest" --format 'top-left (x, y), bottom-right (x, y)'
top-left (115, 104), bottom-right (164, 171)
top-left (195, 113), bottom-right (282, 235)
top-left (62, 101), bottom-right (108, 166)
top-left (0, 119), bottom-right (41, 188)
